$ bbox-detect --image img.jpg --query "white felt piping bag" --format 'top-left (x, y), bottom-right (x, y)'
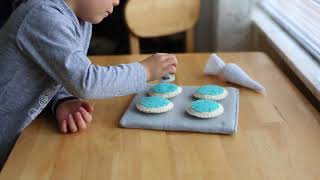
top-left (204, 54), bottom-right (266, 93)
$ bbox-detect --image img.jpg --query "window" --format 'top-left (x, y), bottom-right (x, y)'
top-left (260, 0), bottom-right (320, 63)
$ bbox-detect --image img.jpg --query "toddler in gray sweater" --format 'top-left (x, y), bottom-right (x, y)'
top-left (0, 0), bottom-right (178, 169)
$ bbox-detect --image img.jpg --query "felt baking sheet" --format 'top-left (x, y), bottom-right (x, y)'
top-left (119, 86), bottom-right (239, 135)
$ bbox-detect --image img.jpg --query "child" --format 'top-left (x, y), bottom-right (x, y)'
top-left (0, 0), bottom-right (178, 169)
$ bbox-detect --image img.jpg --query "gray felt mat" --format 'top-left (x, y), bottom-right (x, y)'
top-left (120, 86), bottom-right (239, 134)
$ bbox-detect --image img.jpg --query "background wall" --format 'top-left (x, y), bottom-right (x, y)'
top-left (89, 0), bottom-right (256, 54)
top-left (196, 0), bottom-right (255, 52)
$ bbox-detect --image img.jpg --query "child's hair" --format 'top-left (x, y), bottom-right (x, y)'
top-left (0, 1), bottom-right (13, 29)
top-left (12, 0), bottom-right (24, 7)
top-left (0, 0), bottom-right (25, 29)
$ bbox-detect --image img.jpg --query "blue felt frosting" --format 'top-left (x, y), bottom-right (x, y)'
top-left (191, 99), bottom-right (220, 112)
top-left (151, 83), bottom-right (178, 94)
top-left (196, 85), bottom-right (225, 95)
top-left (139, 96), bottom-right (171, 108)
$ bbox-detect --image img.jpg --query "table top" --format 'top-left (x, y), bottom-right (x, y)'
top-left (1, 52), bottom-right (319, 180)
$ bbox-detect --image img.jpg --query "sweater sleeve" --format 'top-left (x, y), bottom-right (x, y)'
top-left (16, 5), bottom-right (148, 100)
top-left (50, 87), bottom-right (78, 115)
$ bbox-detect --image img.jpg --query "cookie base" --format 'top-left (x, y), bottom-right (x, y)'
top-left (149, 86), bottom-right (182, 99)
top-left (136, 102), bottom-right (174, 113)
top-left (186, 104), bottom-right (224, 118)
top-left (193, 89), bottom-right (228, 100)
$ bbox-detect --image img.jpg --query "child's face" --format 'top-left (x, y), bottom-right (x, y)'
top-left (72, 0), bottom-right (120, 24)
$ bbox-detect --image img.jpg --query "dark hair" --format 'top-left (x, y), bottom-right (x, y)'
top-left (12, 0), bottom-right (27, 9)
top-left (0, 0), bottom-right (26, 29)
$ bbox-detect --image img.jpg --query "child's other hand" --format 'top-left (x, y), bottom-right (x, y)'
top-left (140, 53), bottom-right (178, 81)
top-left (55, 99), bottom-right (94, 133)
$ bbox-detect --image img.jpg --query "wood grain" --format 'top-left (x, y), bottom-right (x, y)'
top-left (125, 0), bottom-right (200, 54)
top-left (1, 53), bottom-right (319, 180)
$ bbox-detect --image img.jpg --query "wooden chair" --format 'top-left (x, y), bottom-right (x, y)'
top-left (125, 0), bottom-right (200, 54)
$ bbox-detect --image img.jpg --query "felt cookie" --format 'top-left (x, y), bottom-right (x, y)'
top-left (136, 96), bottom-right (174, 113)
top-left (148, 83), bottom-right (182, 99)
top-left (193, 85), bottom-right (228, 100)
top-left (161, 73), bottom-right (175, 83)
top-left (186, 99), bottom-right (224, 118)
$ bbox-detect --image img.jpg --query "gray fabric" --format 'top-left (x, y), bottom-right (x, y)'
top-left (120, 86), bottom-right (239, 135)
top-left (0, 0), bottom-right (147, 169)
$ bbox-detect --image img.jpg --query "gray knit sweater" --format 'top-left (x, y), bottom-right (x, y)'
top-left (0, 0), bottom-right (148, 168)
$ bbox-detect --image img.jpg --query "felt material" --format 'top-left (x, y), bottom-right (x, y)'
top-left (204, 54), bottom-right (266, 93)
top-left (161, 73), bottom-right (175, 83)
top-left (139, 96), bottom-right (171, 108)
top-left (120, 86), bottom-right (239, 135)
top-left (191, 99), bottom-right (220, 112)
top-left (196, 85), bottom-right (225, 96)
top-left (151, 83), bottom-right (178, 94)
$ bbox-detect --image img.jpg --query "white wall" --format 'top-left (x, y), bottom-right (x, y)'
top-left (196, 0), bottom-right (255, 52)
top-left (195, 0), bottom-right (217, 51)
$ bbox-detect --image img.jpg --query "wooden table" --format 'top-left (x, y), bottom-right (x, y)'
top-left (1, 53), bottom-right (319, 180)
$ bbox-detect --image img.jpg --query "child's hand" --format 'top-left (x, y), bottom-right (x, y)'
top-left (140, 53), bottom-right (178, 81)
top-left (55, 99), bottom-right (94, 133)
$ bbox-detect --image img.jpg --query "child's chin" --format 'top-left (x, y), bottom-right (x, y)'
top-left (88, 17), bottom-right (105, 24)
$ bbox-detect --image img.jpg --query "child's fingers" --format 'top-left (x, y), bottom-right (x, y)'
top-left (163, 65), bottom-right (177, 74)
top-left (162, 59), bottom-right (178, 67)
top-left (158, 54), bottom-right (172, 62)
top-left (74, 112), bottom-right (87, 130)
top-left (159, 54), bottom-right (175, 60)
top-left (59, 120), bottom-right (67, 133)
top-left (163, 55), bottom-right (178, 66)
top-left (67, 115), bottom-right (78, 133)
top-left (79, 107), bottom-right (93, 124)
top-left (82, 102), bottom-right (94, 113)
top-left (155, 53), bottom-right (168, 55)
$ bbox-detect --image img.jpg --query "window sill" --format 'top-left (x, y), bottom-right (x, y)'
top-left (252, 8), bottom-right (320, 102)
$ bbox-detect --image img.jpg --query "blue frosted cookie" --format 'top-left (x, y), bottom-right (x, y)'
top-left (193, 85), bottom-right (228, 100)
top-left (136, 96), bottom-right (174, 113)
top-left (186, 99), bottom-right (224, 118)
top-left (148, 83), bottom-right (182, 98)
